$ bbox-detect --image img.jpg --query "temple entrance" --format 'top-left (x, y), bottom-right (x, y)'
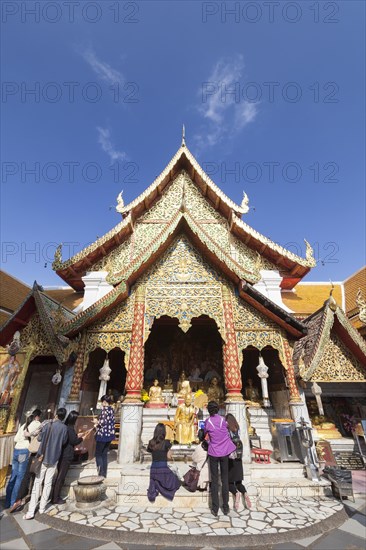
top-left (80, 347), bottom-right (126, 414)
top-left (19, 356), bottom-right (61, 421)
top-left (144, 315), bottom-right (223, 393)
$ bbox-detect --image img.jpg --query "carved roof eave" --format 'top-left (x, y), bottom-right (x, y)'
top-left (231, 217), bottom-right (316, 289)
top-left (239, 281), bottom-right (308, 339)
top-left (108, 208), bottom-right (260, 286)
top-left (297, 301), bottom-right (366, 382)
top-left (54, 212), bottom-right (134, 289)
top-left (61, 210), bottom-right (263, 337)
top-left (0, 283), bottom-right (74, 365)
top-left (54, 144), bottom-right (315, 291)
top-left (118, 145), bottom-right (247, 217)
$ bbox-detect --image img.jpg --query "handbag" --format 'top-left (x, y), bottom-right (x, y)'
top-left (229, 430), bottom-right (243, 460)
top-left (183, 455), bottom-right (208, 493)
top-left (28, 436), bottom-right (41, 454)
top-left (183, 466), bottom-right (201, 492)
top-left (29, 421), bottom-right (53, 475)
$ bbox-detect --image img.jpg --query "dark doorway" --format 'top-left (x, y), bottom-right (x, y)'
top-left (144, 315), bottom-right (223, 391)
top-left (19, 356), bottom-right (60, 423)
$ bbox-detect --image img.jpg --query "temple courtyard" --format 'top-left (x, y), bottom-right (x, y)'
top-left (1, 471), bottom-right (365, 549)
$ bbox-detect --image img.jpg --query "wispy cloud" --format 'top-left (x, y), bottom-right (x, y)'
top-left (194, 55), bottom-right (258, 150)
top-left (81, 47), bottom-right (124, 86)
top-left (97, 127), bottom-right (126, 162)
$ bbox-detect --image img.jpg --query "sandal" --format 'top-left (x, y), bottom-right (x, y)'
top-left (23, 513), bottom-right (34, 520)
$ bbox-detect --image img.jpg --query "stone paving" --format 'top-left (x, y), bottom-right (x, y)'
top-left (45, 496), bottom-right (344, 537)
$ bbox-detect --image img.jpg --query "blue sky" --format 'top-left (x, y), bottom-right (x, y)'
top-left (1, 0), bottom-right (365, 287)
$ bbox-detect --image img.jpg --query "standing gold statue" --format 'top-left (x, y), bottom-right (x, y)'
top-left (174, 395), bottom-right (196, 444)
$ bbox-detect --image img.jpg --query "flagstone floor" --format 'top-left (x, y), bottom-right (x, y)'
top-left (1, 495), bottom-right (365, 549)
top-left (46, 496), bottom-right (344, 537)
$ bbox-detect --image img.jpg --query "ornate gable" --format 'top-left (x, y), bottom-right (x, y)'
top-left (312, 333), bottom-right (365, 382)
top-left (54, 141), bottom-right (315, 290)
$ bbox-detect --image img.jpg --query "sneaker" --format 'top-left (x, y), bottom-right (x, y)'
top-left (244, 493), bottom-right (252, 509)
top-left (23, 513), bottom-right (34, 520)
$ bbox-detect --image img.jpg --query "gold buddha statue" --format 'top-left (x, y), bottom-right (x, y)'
top-left (177, 370), bottom-right (187, 393)
top-left (148, 379), bottom-right (164, 403)
top-left (178, 379), bottom-right (192, 400)
top-left (245, 378), bottom-right (261, 407)
top-left (206, 376), bottom-right (224, 404)
top-left (174, 394), bottom-right (196, 444)
top-left (164, 374), bottom-right (173, 391)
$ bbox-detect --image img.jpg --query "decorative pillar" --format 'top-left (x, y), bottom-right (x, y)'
top-left (118, 402), bottom-right (144, 464)
top-left (282, 337), bottom-right (301, 403)
top-left (6, 346), bottom-right (34, 433)
top-left (256, 354), bottom-right (271, 408)
top-left (66, 333), bottom-right (87, 411)
top-left (221, 285), bottom-right (243, 401)
top-left (124, 286), bottom-right (146, 403)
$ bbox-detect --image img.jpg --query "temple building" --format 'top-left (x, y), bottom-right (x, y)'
top-left (0, 137), bottom-right (365, 468)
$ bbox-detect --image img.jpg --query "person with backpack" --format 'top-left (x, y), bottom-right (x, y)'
top-left (204, 401), bottom-right (236, 517)
top-left (226, 413), bottom-right (251, 511)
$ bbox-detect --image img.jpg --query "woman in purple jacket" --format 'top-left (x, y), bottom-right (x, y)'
top-left (204, 401), bottom-right (236, 517)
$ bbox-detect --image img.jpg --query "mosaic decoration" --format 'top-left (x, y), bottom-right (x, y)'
top-left (68, 334), bottom-right (87, 401)
top-left (222, 285), bottom-right (243, 400)
top-left (124, 286), bottom-right (146, 401)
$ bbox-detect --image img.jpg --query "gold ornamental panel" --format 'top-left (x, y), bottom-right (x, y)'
top-left (19, 313), bottom-right (53, 359)
top-left (232, 293), bottom-right (277, 331)
top-left (236, 330), bottom-right (286, 365)
top-left (311, 333), bottom-right (366, 382)
top-left (88, 295), bottom-right (134, 333)
top-left (137, 234), bottom-right (226, 338)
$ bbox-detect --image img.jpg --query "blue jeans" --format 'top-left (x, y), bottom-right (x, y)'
top-left (5, 449), bottom-right (30, 508)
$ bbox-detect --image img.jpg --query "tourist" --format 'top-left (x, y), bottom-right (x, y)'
top-left (226, 413), bottom-right (251, 510)
top-left (191, 429), bottom-right (210, 490)
top-left (9, 408), bottom-right (42, 513)
top-left (52, 410), bottom-right (84, 504)
top-left (204, 401), bottom-right (236, 517)
top-left (5, 413), bottom-right (34, 509)
top-left (147, 423), bottom-right (180, 502)
top-left (23, 408), bottom-right (68, 519)
top-left (93, 394), bottom-right (115, 478)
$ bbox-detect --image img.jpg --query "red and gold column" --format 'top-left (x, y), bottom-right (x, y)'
top-left (222, 285), bottom-right (243, 401)
top-left (282, 337), bottom-right (302, 403)
top-left (124, 286), bottom-right (146, 403)
top-left (68, 333), bottom-right (87, 402)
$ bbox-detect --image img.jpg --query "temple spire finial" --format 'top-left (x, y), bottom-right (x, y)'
top-left (181, 124), bottom-right (186, 147)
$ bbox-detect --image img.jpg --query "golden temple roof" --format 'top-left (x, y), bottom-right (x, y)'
top-left (281, 283), bottom-right (343, 316)
top-left (53, 142), bottom-right (315, 291)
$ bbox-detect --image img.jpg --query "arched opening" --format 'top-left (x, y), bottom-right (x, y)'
top-left (80, 347), bottom-right (126, 415)
top-left (241, 346), bottom-right (290, 417)
top-left (144, 315), bottom-right (223, 392)
top-left (18, 356), bottom-right (60, 422)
